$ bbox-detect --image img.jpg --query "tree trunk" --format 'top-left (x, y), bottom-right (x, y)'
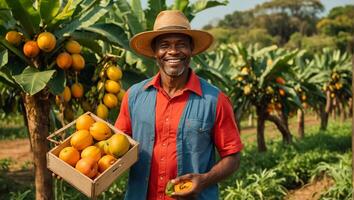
top-left (297, 109), bottom-right (305, 139)
top-left (320, 91), bottom-right (332, 131)
top-left (22, 91), bottom-right (53, 200)
top-left (256, 106), bottom-right (267, 152)
top-left (266, 114), bottom-right (292, 144)
top-left (338, 98), bottom-right (346, 123)
top-left (248, 113), bottom-right (254, 127)
top-left (351, 45), bottom-right (354, 192)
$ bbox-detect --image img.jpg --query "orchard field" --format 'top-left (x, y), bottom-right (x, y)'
top-left (0, 0), bottom-right (353, 200)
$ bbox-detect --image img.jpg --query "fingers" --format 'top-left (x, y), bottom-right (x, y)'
top-left (52, 173), bottom-right (62, 180)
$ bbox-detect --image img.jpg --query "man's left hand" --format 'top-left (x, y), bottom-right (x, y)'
top-left (170, 173), bottom-right (208, 200)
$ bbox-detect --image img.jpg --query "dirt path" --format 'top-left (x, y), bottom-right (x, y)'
top-left (285, 176), bottom-right (333, 200)
top-left (0, 139), bottom-right (33, 171)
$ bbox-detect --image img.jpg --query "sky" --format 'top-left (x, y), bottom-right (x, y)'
top-left (141, 0), bottom-right (354, 29)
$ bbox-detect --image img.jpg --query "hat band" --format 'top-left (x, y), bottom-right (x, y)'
top-left (156, 25), bottom-right (189, 31)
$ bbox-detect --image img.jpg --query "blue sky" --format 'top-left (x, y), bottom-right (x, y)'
top-left (141, 0), bottom-right (354, 29)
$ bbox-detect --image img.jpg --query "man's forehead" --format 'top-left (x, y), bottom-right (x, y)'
top-left (155, 33), bottom-right (191, 42)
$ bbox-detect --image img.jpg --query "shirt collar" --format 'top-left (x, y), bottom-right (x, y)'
top-left (143, 69), bottom-right (202, 96)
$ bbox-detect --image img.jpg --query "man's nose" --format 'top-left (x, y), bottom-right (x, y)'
top-left (167, 46), bottom-right (178, 54)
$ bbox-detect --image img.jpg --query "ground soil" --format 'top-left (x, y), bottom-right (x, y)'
top-left (0, 113), bottom-right (342, 198)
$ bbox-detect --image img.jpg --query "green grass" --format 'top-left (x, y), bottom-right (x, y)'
top-left (0, 114), bottom-right (28, 140)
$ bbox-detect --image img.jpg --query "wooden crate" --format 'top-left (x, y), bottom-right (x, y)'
top-left (47, 112), bottom-right (138, 198)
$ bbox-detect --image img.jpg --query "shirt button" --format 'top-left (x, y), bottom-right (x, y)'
top-left (166, 118), bottom-right (169, 121)
top-left (162, 143), bottom-right (166, 146)
top-left (160, 176), bottom-right (164, 180)
top-left (160, 157), bottom-right (164, 161)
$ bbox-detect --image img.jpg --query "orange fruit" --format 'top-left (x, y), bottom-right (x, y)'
top-left (70, 130), bottom-right (93, 150)
top-left (58, 146), bottom-right (80, 167)
top-left (108, 134), bottom-right (130, 157)
top-left (81, 146), bottom-right (102, 162)
top-left (279, 88), bottom-right (286, 96)
top-left (61, 86), bottom-right (71, 102)
top-left (37, 32), bottom-right (56, 52)
top-left (5, 31), bottom-right (22, 46)
top-left (98, 155), bottom-right (117, 173)
top-left (71, 54), bottom-right (85, 71)
top-left (23, 40), bottom-right (40, 58)
top-left (106, 66), bottom-right (122, 81)
top-left (76, 114), bottom-right (95, 130)
top-left (71, 83), bottom-right (84, 98)
top-left (117, 89), bottom-right (126, 102)
top-left (75, 157), bottom-right (98, 178)
top-left (90, 121), bottom-right (112, 141)
top-left (275, 77), bottom-right (286, 85)
top-left (174, 180), bottom-right (193, 193)
top-left (103, 93), bottom-right (118, 108)
top-left (56, 52), bottom-right (72, 70)
top-left (105, 80), bottom-right (121, 94)
top-left (65, 40), bottom-right (81, 54)
top-left (95, 140), bottom-right (108, 155)
top-left (96, 103), bottom-right (109, 119)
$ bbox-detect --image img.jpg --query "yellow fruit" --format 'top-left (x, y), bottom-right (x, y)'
top-left (241, 67), bottom-right (250, 75)
top-left (103, 93), bottom-right (118, 108)
top-left (5, 31), bottom-right (22, 46)
top-left (56, 52), bottom-right (72, 70)
top-left (301, 95), bottom-right (307, 101)
top-left (70, 130), bottom-right (93, 150)
top-left (71, 54), bottom-right (85, 71)
top-left (76, 114), bottom-right (95, 131)
top-left (75, 157), bottom-right (98, 178)
top-left (174, 180), bottom-right (193, 193)
top-left (71, 83), bottom-right (84, 98)
top-left (65, 40), bottom-right (81, 54)
top-left (106, 66), bottom-right (122, 81)
top-left (117, 89), bottom-right (126, 102)
top-left (98, 155), bottom-right (117, 173)
top-left (267, 59), bottom-right (273, 66)
top-left (105, 80), bottom-right (121, 94)
top-left (279, 89), bottom-right (286, 96)
top-left (96, 104), bottom-right (109, 119)
top-left (97, 81), bottom-right (104, 92)
top-left (108, 134), bottom-right (130, 158)
top-left (61, 86), bottom-right (71, 102)
top-left (37, 32), bottom-right (56, 52)
top-left (243, 85), bottom-right (251, 95)
top-left (90, 121), bottom-right (112, 141)
top-left (59, 146), bottom-right (80, 167)
top-left (81, 146), bottom-right (102, 162)
top-left (95, 140), bottom-right (108, 155)
top-left (23, 40), bottom-right (40, 58)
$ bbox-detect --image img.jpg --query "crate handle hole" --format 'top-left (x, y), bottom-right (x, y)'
top-left (113, 163), bottom-right (124, 172)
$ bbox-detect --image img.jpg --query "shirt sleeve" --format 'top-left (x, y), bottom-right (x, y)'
top-left (213, 92), bottom-right (243, 158)
top-left (114, 90), bottom-right (132, 136)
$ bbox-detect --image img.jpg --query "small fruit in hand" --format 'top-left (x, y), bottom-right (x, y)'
top-left (65, 40), bottom-right (81, 54)
top-left (165, 180), bottom-right (193, 197)
top-left (71, 83), bottom-right (84, 98)
top-left (90, 121), bottom-right (112, 141)
top-left (37, 32), bottom-right (56, 52)
top-left (71, 54), bottom-right (85, 71)
top-left (81, 146), bottom-right (102, 162)
top-left (98, 155), bottom-right (117, 172)
top-left (106, 66), bottom-right (122, 81)
top-left (75, 157), bottom-right (98, 178)
top-left (59, 146), bottom-right (80, 167)
top-left (23, 41), bottom-right (40, 58)
top-left (70, 130), bottom-right (93, 150)
top-left (5, 31), bottom-right (22, 46)
top-left (56, 52), bottom-right (72, 70)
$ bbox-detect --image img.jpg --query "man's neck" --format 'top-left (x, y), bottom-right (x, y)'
top-left (160, 69), bottom-right (190, 98)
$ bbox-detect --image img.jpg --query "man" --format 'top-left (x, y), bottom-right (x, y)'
top-left (115, 10), bottom-right (243, 200)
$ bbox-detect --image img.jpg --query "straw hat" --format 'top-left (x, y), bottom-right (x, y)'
top-left (130, 10), bottom-right (214, 58)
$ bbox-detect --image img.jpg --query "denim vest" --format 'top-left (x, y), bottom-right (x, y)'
top-left (124, 77), bottom-right (220, 200)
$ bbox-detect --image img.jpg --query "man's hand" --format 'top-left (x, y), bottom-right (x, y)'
top-left (170, 173), bottom-right (207, 200)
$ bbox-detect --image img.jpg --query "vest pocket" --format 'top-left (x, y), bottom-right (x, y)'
top-left (184, 119), bottom-right (213, 152)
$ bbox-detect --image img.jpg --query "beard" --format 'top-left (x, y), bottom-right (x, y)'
top-left (157, 58), bottom-right (190, 78)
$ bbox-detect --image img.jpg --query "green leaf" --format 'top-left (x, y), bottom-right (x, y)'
top-left (47, 68), bottom-right (66, 95)
top-left (0, 49), bottom-right (8, 68)
top-left (5, 0), bottom-right (40, 36)
top-left (115, 0), bottom-right (145, 35)
top-left (82, 23), bottom-right (130, 51)
top-left (145, 0), bottom-right (167, 29)
top-left (47, 0), bottom-right (79, 30)
top-left (191, 0), bottom-right (228, 13)
top-left (0, 69), bottom-right (17, 88)
top-left (39, 0), bottom-right (60, 24)
top-left (55, 2), bottom-right (112, 37)
top-left (13, 67), bottom-right (55, 95)
top-left (173, 0), bottom-right (189, 11)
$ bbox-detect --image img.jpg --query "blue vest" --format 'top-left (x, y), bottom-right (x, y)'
top-left (124, 77), bottom-right (220, 200)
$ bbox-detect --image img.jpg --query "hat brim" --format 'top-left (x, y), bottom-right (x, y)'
top-left (130, 29), bottom-right (214, 58)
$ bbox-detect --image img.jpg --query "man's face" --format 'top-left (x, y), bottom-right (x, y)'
top-left (153, 33), bottom-right (193, 77)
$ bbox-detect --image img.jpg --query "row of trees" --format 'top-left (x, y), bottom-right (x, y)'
top-left (205, 0), bottom-right (353, 53)
top-left (193, 44), bottom-right (352, 151)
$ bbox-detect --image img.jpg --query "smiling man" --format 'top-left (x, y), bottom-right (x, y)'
top-left (115, 10), bottom-right (243, 200)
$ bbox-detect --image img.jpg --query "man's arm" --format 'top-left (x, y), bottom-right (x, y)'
top-left (171, 152), bottom-right (240, 198)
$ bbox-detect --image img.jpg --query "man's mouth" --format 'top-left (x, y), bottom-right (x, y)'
top-left (164, 58), bottom-right (184, 64)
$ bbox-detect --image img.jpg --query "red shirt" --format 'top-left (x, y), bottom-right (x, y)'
top-left (115, 70), bottom-right (243, 200)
